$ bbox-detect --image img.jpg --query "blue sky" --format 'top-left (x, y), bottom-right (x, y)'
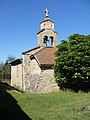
top-left (0, 0), bottom-right (90, 62)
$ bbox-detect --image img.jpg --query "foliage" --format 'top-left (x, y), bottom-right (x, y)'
top-left (0, 55), bottom-right (15, 81)
top-left (54, 34), bottom-right (90, 91)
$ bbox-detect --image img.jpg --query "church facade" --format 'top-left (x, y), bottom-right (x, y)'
top-left (10, 8), bottom-right (59, 93)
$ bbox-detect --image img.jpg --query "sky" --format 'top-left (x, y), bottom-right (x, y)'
top-left (0, 0), bottom-right (90, 62)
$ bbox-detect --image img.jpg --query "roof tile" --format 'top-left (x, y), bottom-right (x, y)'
top-left (35, 47), bottom-right (56, 65)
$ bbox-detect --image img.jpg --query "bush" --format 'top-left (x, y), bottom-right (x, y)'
top-left (54, 34), bottom-right (90, 91)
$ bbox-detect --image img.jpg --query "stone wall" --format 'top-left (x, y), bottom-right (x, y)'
top-left (22, 54), bottom-right (41, 91)
top-left (22, 47), bottom-right (43, 91)
top-left (28, 69), bottom-right (59, 93)
top-left (11, 54), bottom-right (59, 93)
top-left (11, 63), bottom-right (22, 89)
top-left (22, 54), bottom-right (31, 91)
top-left (23, 57), bottom-right (59, 93)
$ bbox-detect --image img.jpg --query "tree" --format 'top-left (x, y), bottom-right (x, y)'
top-left (54, 34), bottom-right (90, 91)
top-left (0, 62), bottom-right (4, 80)
top-left (6, 55), bottom-right (15, 63)
top-left (0, 55), bottom-right (15, 82)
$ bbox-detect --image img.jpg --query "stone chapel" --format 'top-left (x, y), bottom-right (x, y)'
top-left (10, 8), bottom-right (59, 93)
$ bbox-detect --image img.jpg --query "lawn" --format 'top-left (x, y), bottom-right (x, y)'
top-left (7, 90), bottom-right (90, 120)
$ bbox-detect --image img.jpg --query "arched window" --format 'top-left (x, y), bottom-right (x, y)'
top-left (43, 36), bottom-right (54, 47)
top-left (43, 36), bottom-right (49, 46)
top-left (49, 36), bottom-right (54, 47)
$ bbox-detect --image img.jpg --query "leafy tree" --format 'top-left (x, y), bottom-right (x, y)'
top-left (54, 34), bottom-right (90, 91)
top-left (0, 55), bottom-right (15, 82)
top-left (2, 62), bottom-right (11, 80)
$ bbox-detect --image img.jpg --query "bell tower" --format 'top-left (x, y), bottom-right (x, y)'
top-left (37, 8), bottom-right (58, 47)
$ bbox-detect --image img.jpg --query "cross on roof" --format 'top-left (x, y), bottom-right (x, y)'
top-left (45, 8), bottom-right (49, 17)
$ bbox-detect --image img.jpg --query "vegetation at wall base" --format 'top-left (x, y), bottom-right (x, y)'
top-left (54, 34), bottom-right (90, 92)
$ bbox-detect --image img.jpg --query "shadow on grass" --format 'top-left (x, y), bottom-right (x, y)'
top-left (0, 81), bottom-right (32, 120)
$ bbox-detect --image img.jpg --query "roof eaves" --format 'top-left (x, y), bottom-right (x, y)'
top-left (10, 59), bottom-right (22, 65)
top-left (37, 29), bottom-right (45, 34)
top-left (22, 46), bottom-right (41, 54)
top-left (40, 19), bottom-right (54, 24)
top-left (40, 64), bottom-right (54, 69)
top-left (34, 47), bottom-right (45, 55)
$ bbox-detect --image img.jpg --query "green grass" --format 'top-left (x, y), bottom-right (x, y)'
top-left (8, 90), bottom-right (90, 120)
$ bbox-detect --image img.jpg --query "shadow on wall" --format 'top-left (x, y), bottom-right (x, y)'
top-left (0, 82), bottom-right (32, 120)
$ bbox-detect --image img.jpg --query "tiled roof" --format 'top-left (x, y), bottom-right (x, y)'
top-left (34, 47), bottom-right (56, 67)
top-left (22, 46), bottom-right (57, 68)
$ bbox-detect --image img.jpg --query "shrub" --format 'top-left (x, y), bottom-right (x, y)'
top-left (54, 34), bottom-right (90, 91)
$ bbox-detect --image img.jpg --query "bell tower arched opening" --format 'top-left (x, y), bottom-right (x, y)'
top-left (37, 8), bottom-right (58, 47)
top-left (43, 36), bottom-right (48, 47)
top-left (49, 36), bottom-right (54, 47)
top-left (43, 36), bottom-right (54, 47)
